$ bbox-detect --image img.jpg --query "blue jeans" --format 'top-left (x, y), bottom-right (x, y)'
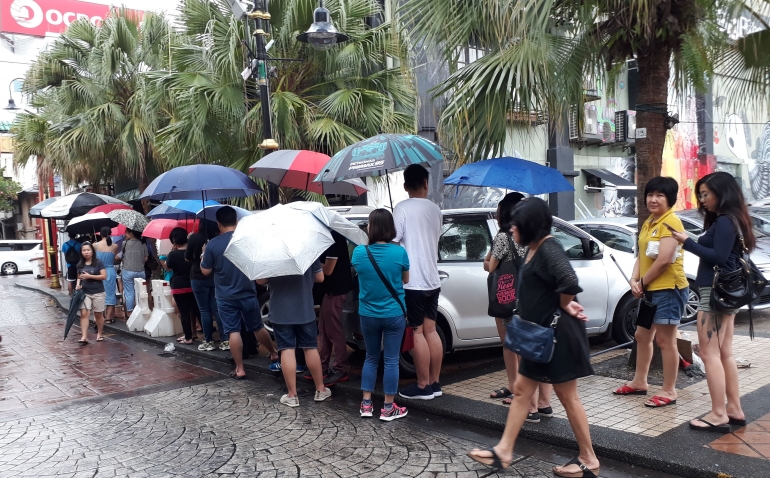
top-left (360, 314), bottom-right (405, 395)
top-left (121, 270), bottom-right (146, 312)
top-left (191, 280), bottom-right (220, 343)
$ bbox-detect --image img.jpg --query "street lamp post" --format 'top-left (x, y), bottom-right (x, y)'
top-left (5, 77), bottom-right (23, 110)
top-left (247, 0), bottom-right (279, 152)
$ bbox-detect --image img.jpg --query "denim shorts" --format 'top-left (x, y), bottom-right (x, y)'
top-left (273, 321), bottom-right (318, 351)
top-left (217, 296), bottom-right (265, 335)
top-left (648, 287), bottom-right (688, 325)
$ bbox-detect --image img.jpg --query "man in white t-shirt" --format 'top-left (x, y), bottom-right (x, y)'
top-left (393, 164), bottom-right (443, 401)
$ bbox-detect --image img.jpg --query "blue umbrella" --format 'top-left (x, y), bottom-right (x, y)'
top-left (140, 165), bottom-right (263, 201)
top-left (443, 157), bottom-right (574, 195)
top-left (196, 204), bottom-right (252, 222)
top-left (148, 199), bottom-right (221, 220)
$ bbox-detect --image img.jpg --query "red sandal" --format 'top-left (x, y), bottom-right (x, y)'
top-left (644, 395), bottom-right (677, 407)
top-left (612, 384), bottom-right (648, 395)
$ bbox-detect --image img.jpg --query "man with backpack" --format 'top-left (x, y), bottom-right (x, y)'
top-left (62, 233), bottom-right (82, 296)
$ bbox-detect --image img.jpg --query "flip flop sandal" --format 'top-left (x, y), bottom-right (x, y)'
top-left (96, 337), bottom-right (104, 342)
top-left (466, 447), bottom-right (511, 470)
top-left (689, 418), bottom-right (730, 433)
top-left (728, 417), bottom-right (747, 426)
top-left (613, 384), bottom-right (647, 395)
top-left (78, 340), bottom-right (89, 346)
top-left (229, 370), bottom-right (246, 380)
top-left (490, 387), bottom-right (512, 399)
top-left (644, 396), bottom-right (677, 408)
top-left (553, 457), bottom-right (599, 478)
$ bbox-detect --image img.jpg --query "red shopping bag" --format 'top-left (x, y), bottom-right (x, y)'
top-left (401, 326), bottom-right (415, 352)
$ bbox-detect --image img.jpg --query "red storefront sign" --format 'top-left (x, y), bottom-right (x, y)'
top-left (0, 0), bottom-right (111, 36)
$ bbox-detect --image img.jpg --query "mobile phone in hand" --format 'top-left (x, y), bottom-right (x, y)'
top-left (663, 223), bottom-right (676, 232)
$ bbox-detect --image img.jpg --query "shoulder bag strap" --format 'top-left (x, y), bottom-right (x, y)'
top-left (365, 246), bottom-right (407, 317)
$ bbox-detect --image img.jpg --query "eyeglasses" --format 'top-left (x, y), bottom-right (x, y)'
top-left (697, 192), bottom-right (711, 200)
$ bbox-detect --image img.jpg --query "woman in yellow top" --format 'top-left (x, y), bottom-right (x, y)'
top-left (613, 176), bottom-right (689, 408)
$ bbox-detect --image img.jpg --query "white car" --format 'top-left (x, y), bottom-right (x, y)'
top-left (0, 240), bottom-right (43, 275)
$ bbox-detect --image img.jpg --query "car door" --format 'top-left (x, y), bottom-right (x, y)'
top-left (436, 214), bottom-right (497, 340)
top-left (550, 225), bottom-right (609, 330)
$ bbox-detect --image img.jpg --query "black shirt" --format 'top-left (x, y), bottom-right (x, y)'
top-left (185, 233), bottom-right (211, 282)
top-left (166, 249), bottom-right (192, 290)
top-left (78, 259), bottom-right (106, 295)
top-left (319, 232), bottom-right (353, 296)
top-left (683, 215), bottom-right (741, 287)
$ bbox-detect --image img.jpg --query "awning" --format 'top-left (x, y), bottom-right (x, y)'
top-left (583, 169), bottom-right (637, 198)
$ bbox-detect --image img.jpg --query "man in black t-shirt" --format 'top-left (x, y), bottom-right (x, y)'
top-left (316, 231), bottom-right (354, 386)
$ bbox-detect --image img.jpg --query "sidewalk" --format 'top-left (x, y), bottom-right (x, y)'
top-left (17, 275), bottom-right (770, 478)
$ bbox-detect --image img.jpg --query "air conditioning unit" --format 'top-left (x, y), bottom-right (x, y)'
top-left (16, 222), bottom-right (24, 231)
top-left (615, 110), bottom-right (637, 144)
top-left (568, 105), bottom-right (604, 144)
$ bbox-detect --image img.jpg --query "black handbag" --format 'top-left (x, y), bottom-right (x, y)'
top-left (636, 279), bottom-right (656, 330)
top-left (487, 235), bottom-right (520, 318)
top-left (710, 216), bottom-right (767, 338)
top-left (504, 310), bottom-right (559, 363)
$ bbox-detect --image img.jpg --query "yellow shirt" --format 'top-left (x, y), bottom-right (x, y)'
top-left (638, 208), bottom-right (689, 291)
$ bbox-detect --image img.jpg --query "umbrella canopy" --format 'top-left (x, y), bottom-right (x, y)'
top-left (36, 193), bottom-right (130, 219)
top-left (88, 204), bottom-right (133, 214)
top-left (249, 150), bottom-right (368, 196)
top-left (147, 199), bottom-right (221, 220)
top-left (285, 201), bottom-right (368, 245)
top-left (65, 213), bottom-right (118, 235)
top-left (28, 197), bottom-right (58, 218)
top-left (313, 134), bottom-right (444, 183)
top-left (64, 289), bottom-right (85, 339)
top-left (143, 218), bottom-right (199, 240)
top-left (108, 210), bottom-right (150, 232)
top-left (224, 204), bottom-right (334, 280)
top-left (140, 164), bottom-right (263, 201)
top-left (196, 204), bottom-right (252, 222)
top-left (443, 157), bottom-right (574, 195)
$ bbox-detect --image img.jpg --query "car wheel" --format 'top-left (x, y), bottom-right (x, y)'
top-left (398, 323), bottom-right (447, 378)
top-left (611, 294), bottom-right (637, 345)
top-left (1, 262), bottom-right (18, 275)
top-left (683, 283), bottom-right (700, 323)
top-left (258, 292), bottom-right (273, 335)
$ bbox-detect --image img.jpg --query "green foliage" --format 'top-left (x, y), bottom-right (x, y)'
top-left (0, 170), bottom-right (21, 213)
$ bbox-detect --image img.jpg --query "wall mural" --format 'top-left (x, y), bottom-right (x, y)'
top-left (594, 156), bottom-right (636, 217)
top-left (721, 112), bottom-right (770, 202)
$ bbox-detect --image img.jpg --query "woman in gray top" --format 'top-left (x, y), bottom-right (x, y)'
top-left (121, 229), bottom-right (148, 313)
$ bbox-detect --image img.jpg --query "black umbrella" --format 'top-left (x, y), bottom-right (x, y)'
top-left (64, 289), bottom-right (85, 339)
top-left (34, 193), bottom-right (130, 219)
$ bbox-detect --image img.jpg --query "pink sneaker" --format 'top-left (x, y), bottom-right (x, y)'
top-left (379, 403), bottom-right (408, 422)
top-left (360, 401), bottom-right (374, 418)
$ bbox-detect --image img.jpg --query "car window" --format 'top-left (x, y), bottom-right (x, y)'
top-left (583, 228), bottom-right (634, 254)
top-left (551, 227), bottom-right (586, 259)
top-left (439, 218), bottom-right (491, 262)
top-left (0, 244), bottom-right (11, 251)
top-left (680, 218), bottom-right (703, 236)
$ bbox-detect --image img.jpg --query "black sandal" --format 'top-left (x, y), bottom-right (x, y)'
top-left (728, 417), bottom-right (747, 426)
top-left (689, 418), bottom-right (730, 433)
top-left (466, 447), bottom-right (511, 470)
top-left (229, 370), bottom-right (246, 380)
top-left (490, 387), bottom-right (511, 399)
top-left (553, 457), bottom-right (599, 478)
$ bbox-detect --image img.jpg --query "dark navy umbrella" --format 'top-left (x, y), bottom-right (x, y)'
top-left (140, 165), bottom-right (263, 201)
top-left (147, 199), bottom-right (221, 220)
top-left (443, 157), bottom-right (574, 195)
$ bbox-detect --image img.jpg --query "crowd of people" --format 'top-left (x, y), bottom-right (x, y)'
top-left (62, 167), bottom-right (754, 477)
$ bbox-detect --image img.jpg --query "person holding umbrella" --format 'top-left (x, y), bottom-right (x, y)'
top-left (121, 229), bottom-right (148, 315)
top-left (75, 242), bottom-right (108, 345)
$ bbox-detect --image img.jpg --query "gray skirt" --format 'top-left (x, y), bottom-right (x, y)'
top-left (698, 287), bottom-right (739, 315)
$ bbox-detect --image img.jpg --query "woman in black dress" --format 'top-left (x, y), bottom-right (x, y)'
top-left (467, 198), bottom-right (599, 478)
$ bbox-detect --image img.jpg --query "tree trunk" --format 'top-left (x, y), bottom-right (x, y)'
top-left (635, 48), bottom-right (671, 231)
top-left (138, 169), bottom-right (150, 214)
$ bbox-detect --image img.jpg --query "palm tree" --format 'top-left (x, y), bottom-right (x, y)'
top-left (146, 0), bottom-right (416, 181)
top-left (401, 0), bottom-right (770, 224)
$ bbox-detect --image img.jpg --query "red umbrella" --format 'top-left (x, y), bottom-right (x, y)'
top-left (249, 149), bottom-right (368, 196)
top-left (142, 218), bottom-right (200, 240)
top-left (88, 204), bottom-right (132, 236)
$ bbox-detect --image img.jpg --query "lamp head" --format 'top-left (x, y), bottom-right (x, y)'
top-left (5, 98), bottom-right (18, 110)
top-left (296, 3), bottom-right (348, 51)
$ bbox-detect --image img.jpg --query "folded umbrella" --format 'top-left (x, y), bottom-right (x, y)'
top-left (443, 157), bottom-right (574, 195)
top-left (108, 209), bottom-right (150, 233)
top-left (64, 289), bottom-right (86, 339)
top-left (65, 213), bottom-right (118, 235)
top-left (285, 201), bottom-right (368, 245)
top-left (143, 218), bottom-right (200, 240)
top-left (224, 204), bottom-right (334, 280)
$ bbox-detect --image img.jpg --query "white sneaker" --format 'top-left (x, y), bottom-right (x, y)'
top-left (314, 387), bottom-right (332, 402)
top-left (198, 341), bottom-right (215, 351)
top-left (219, 341), bottom-right (230, 351)
top-left (280, 394), bottom-right (299, 407)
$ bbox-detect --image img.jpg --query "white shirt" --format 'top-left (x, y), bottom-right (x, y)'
top-left (393, 198), bottom-right (442, 290)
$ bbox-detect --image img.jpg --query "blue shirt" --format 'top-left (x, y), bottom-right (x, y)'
top-left (61, 240), bottom-right (82, 266)
top-left (200, 231), bottom-right (256, 301)
top-left (268, 260), bottom-right (322, 325)
top-left (351, 243), bottom-right (410, 318)
top-left (683, 215), bottom-right (741, 287)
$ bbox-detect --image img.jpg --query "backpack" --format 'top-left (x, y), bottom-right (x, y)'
top-left (64, 241), bottom-right (80, 265)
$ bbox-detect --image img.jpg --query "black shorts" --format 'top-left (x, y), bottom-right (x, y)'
top-left (405, 288), bottom-right (440, 327)
top-left (66, 265), bottom-right (78, 282)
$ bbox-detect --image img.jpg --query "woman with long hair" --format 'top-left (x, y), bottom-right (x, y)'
top-left (467, 198), bottom-right (598, 477)
top-left (94, 226), bottom-right (119, 324)
top-left (121, 229), bottom-right (148, 315)
top-left (75, 242), bottom-right (107, 345)
top-left (485, 193), bottom-right (553, 421)
top-left (162, 227), bottom-right (200, 345)
top-left (351, 209), bottom-right (410, 421)
top-left (612, 177), bottom-right (689, 409)
top-left (670, 171), bottom-right (754, 432)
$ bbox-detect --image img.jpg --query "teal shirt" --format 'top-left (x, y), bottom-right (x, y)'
top-left (351, 243), bottom-right (410, 318)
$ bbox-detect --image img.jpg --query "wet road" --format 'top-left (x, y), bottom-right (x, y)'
top-left (0, 278), bottom-right (679, 477)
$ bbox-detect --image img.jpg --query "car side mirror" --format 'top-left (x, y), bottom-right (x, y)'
top-left (589, 240), bottom-right (603, 259)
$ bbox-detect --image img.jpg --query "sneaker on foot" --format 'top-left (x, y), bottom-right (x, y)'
top-left (269, 361), bottom-right (282, 373)
top-left (295, 364), bottom-right (308, 374)
top-left (538, 406), bottom-right (554, 417)
top-left (314, 387), bottom-right (332, 402)
top-left (380, 403), bottom-right (408, 421)
top-left (360, 401), bottom-right (373, 417)
top-left (399, 383), bottom-right (434, 400)
top-left (431, 382), bottom-right (442, 397)
top-left (526, 412), bottom-right (541, 423)
top-left (198, 341), bottom-right (215, 352)
top-left (280, 394), bottom-right (299, 407)
top-left (303, 370), bottom-right (328, 381)
top-left (323, 370), bottom-right (349, 387)
top-left (219, 340), bottom-right (230, 351)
